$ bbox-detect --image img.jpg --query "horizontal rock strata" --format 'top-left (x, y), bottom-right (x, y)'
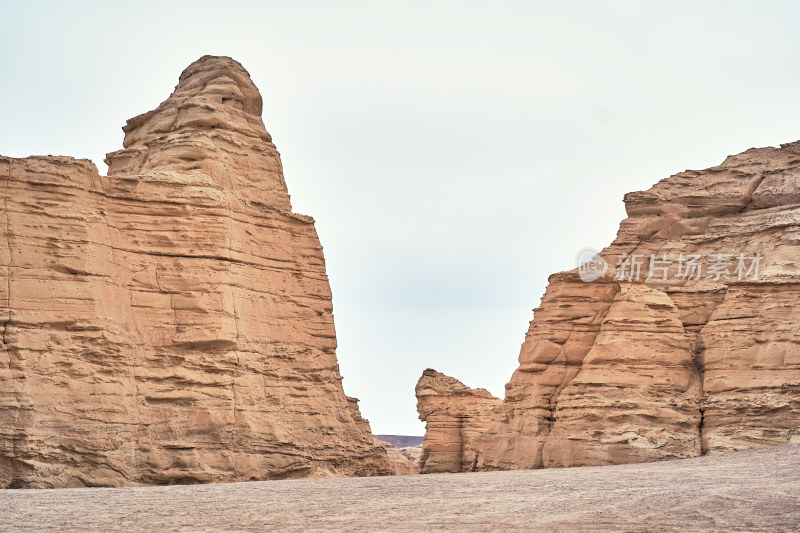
top-left (469, 141), bottom-right (800, 470)
top-left (415, 369), bottom-right (501, 473)
top-left (0, 56), bottom-right (392, 488)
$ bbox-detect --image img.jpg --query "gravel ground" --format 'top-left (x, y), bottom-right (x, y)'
top-left (2, 444), bottom-right (799, 532)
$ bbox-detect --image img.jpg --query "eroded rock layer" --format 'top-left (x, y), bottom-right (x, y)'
top-left (415, 369), bottom-right (501, 473)
top-left (0, 56), bottom-right (392, 488)
top-left (373, 439), bottom-right (419, 475)
top-left (468, 141), bottom-right (800, 470)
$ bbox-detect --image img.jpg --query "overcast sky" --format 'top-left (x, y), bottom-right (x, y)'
top-left (2, 1), bottom-right (800, 435)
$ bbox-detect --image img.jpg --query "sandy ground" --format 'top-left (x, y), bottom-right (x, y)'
top-left (2, 444), bottom-right (798, 532)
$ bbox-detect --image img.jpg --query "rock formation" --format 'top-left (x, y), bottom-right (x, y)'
top-left (415, 369), bottom-right (501, 473)
top-left (373, 439), bottom-right (419, 475)
top-left (468, 141), bottom-right (800, 470)
top-left (397, 444), bottom-right (422, 466)
top-left (0, 55), bottom-right (392, 488)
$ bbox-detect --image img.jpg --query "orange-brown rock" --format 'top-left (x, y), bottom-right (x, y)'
top-left (471, 141), bottom-right (800, 470)
top-left (415, 369), bottom-right (501, 473)
top-left (374, 439), bottom-right (419, 475)
top-left (0, 56), bottom-right (392, 488)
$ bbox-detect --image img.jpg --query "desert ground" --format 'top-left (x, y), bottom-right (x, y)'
top-left (2, 444), bottom-right (798, 532)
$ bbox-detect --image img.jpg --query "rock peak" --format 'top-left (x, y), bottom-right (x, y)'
top-left (173, 55), bottom-right (263, 120)
top-left (105, 56), bottom-right (290, 211)
top-left (178, 55), bottom-right (251, 82)
top-left (416, 369), bottom-right (496, 398)
top-left (112, 55), bottom-right (270, 162)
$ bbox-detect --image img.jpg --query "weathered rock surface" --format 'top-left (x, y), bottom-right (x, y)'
top-left (0, 55), bottom-right (392, 488)
top-left (397, 445), bottom-right (422, 466)
top-left (415, 369), bottom-right (501, 473)
top-left (372, 435), bottom-right (423, 471)
top-left (373, 439), bottom-right (419, 475)
top-left (469, 141), bottom-right (800, 470)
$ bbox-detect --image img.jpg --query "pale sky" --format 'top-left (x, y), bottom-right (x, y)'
top-left (2, 1), bottom-right (799, 435)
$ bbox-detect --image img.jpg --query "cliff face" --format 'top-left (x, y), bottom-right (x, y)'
top-left (415, 369), bottom-right (501, 473)
top-left (0, 56), bottom-right (392, 488)
top-left (470, 141), bottom-right (800, 470)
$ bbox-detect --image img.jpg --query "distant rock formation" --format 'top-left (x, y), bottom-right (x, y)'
top-left (469, 141), bottom-right (800, 470)
top-left (0, 56), bottom-right (392, 488)
top-left (397, 444), bottom-right (422, 466)
top-left (373, 439), bottom-right (419, 475)
top-left (415, 369), bottom-right (501, 473)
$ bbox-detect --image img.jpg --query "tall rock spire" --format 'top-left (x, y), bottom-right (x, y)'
top-left (0, 56), bottom-right (391, 487)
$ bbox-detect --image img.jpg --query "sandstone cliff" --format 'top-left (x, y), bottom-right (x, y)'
top-left (469, 141), bottom-right (800, 470)
top-left (415, 369), bottom-right (501, 473)
top-left (0, 56), bottom-right (392, 487)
